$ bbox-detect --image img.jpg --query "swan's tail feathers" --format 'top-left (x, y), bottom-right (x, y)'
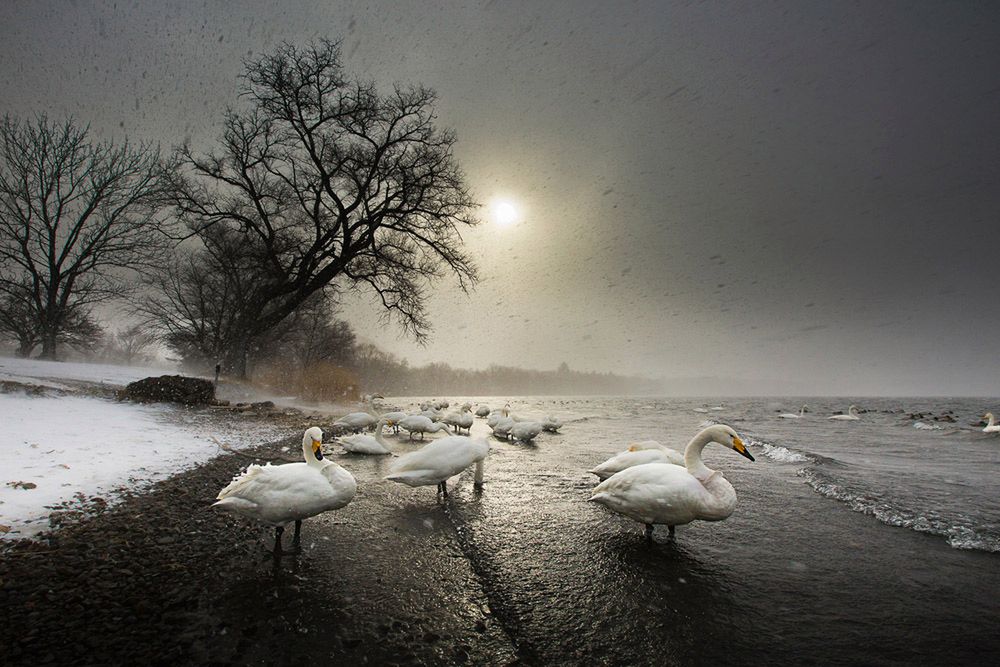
top-left (588, 492), bottom-right (611, 504)
top-left (212, 496), bottom-right (259, 513)
top-left (587, 468), bottom-right (610, 480)
top-left (216, 464), bottom-right (266, 499)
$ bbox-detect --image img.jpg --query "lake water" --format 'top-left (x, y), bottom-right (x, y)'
top-left (399, 395), bottom-right (1000, 664)
top-left (212, 395), bottom-right (1000, 665)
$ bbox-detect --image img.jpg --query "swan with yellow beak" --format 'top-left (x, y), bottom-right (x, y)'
top-left (589, 424), bottom-right (754, 543)
top-left (214, 426), bottom-right (356, 554)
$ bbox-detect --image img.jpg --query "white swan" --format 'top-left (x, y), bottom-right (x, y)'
top-left (336, 418), bottom-right (393, 455)
top-left (385, 435), bottom-right (489, 496)
top-left (398, 415), bottom-right (452, 440)
top-left (589, 424), bottom-right (754, 542)
top-left (983, 412), bottom-right (1000, 434)
top-left (828, 405), bottom-right (860, 421)
top-left (475, 405), bottom-right (491, 418)
top-left (381, 411), bottom-right (407, 434)
top-left (491, 415), bottom-right (515, 440)
top-left (779, 404), bottom-right (808, 419)
top-left (442, 405), bottom-right (474, 434)
top-left (214, 426), bottom-right (356, 553)
top-left (487, 405), bottom-right (511, 428)
top-left (511, 421), bottom-right (543, 443)
top-left (589, 441), bottom-right (685, 480)
top-left (541, 415), bottom-right (563, 432)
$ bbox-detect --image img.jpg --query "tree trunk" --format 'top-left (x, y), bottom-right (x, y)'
top-left (16, 338), bottom-right (35, 358)
top-left (225, 334), bottom-right (251, 380)
top-left (38, 332), bottom-right (58, 360)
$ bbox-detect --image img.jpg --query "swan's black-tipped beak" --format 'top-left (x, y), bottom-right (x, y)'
top-left (312, 438), bottom-right (324, 460)
top-left (733, 437), bottom-right (755, 461)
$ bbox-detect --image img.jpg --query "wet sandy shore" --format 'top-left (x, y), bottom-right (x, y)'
top-left (0, 423), bottom-right (518, 666)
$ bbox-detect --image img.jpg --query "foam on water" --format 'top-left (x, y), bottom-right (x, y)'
top-left (800, 467), bottom-right (1000, 553)
top-left (746, 436), bottom-right (812, 463)
top-left (913, 421), bottom-right (943, 431)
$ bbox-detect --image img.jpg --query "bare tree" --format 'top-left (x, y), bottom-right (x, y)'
top-left (162, 40), bottom-right (479, 378)
top-left (0, 115), bottom-right (168, 360)
top-left (103, 323), bottom-right (158, 365)
top-left (139, 224), bottom-right (264, 371)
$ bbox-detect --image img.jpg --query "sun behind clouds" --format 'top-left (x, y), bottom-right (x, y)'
top-left (490, 198), bottom-right (521, 227)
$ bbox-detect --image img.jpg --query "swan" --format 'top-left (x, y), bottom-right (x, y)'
top-left (779, 404), bottom-right (808, 419)
top-left (213, 427), bottom-right (356, 553)
top-left (487, 405), bottom-right (511, 428)
top-left (333, 394), bottom-right (383, 432)
top-left (511, 421), bottom-right (543, 443)
top-left (828, 405), bottom-right (860, 421)
top-left (589, 424), bottom-right (754, 542)
top-left (693, 407), bottom-right (709, 414)
top-left (983, 412), bottom-right (1000, 434)
top-left (336, 418), bottom-right (393, 455)
top-left (385, 435), bottom-right (489, 496)
top-left (541, 415), bottom-right (563, 433)
top-left (491, 415), bottom-right (516, 440)
top-left (475, 405), bottom-right (491, 418)
top-left (442, 405), bottom-right (474, 434)
top-left (589, 441), bottom-right (685, 480)
top-left (380, 411), bottom-right (408, 434)
top-left (398, 415), bottom-right (453, 440)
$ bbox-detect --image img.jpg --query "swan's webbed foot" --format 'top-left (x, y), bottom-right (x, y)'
top-left (644, 523), bottom-right (654, 544)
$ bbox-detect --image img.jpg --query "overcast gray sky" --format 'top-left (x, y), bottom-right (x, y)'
top-left (2, 1), bottom-right (999, 395)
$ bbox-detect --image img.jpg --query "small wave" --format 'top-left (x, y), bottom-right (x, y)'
top-left (912, 421), bottom-right (943, 431)
top-left (801, 469), bottom-right (1000, 553)
top-left (745, 436), bottom-right (812, 463)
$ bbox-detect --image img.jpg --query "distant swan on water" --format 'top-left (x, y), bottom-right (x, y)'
top-left (828, 405), bottom-right (860, 421)
top-left (589, 424), bottom-right (754, 543)
top-left (780, 404), bottom-right (808, 419)
top-left (984, 412), bottom-right (1000, 434)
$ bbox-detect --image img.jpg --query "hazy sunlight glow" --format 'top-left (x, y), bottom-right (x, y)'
top-left (491, 199), bottom-right (520, 227)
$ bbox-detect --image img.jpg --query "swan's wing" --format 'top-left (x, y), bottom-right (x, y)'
top-left (590, 449), bottom-right (684, 478)
top-left (388, 437), bottom-right (487, 479)
top-left (590, 463), bottom-right (709, 525)
top-left (337, 435), bottom-right (391, 454)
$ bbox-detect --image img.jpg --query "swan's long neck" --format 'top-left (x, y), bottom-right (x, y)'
top-left (684, 430), bottom-right (717, 481)
top-left (848, 405), bottom-right (858, 416)
top-left (303, 435), bottom-right (323, 467)
top-left (987, 413), bottom-right (996, 427)
top-left (375, 420), bottom-right (389, 446)
top-left (800, 404), bottom-right (807, 416)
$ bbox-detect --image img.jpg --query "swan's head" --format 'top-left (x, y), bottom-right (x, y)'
top-left (303, 426), bottom-right (324, 460)
top-left (708, 425), bottom-right (754, 462)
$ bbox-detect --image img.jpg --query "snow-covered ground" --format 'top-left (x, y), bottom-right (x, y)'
top-left (0, 357), bottom-right (287, 539)
top-left (0, 356), bottom-right (191, 386)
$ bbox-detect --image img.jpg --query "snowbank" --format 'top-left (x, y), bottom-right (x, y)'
top-left (0, 356), bottom-right (289, 539)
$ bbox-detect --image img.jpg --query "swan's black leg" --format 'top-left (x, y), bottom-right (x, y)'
top-left (668, 525), bottom-right (676, 538)
top-left (644, 523), bottom-right (654, 544)
top-left (441, 480), bottom-right (448, 497)
top-left (273, 526), bottom-right (284, 554)
top-left (293, 520), bottom-right (302, 548)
